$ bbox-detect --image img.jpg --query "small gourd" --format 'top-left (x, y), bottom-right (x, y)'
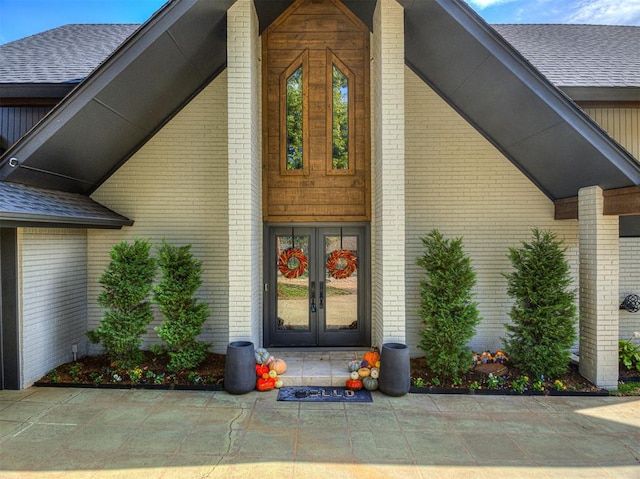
top-left (370, 368), bottom-right (379, 379)
top-left (269, 358), bottom-right (287, 375)
top-left (274, 379), bottom-right (284, 388)
top-left (363, 348), bottom-right (380, 369)
top-left (345, 378), bottom-right (363, 390)
top-left (350, 370), bottom-right (360, 380)
top-left (255, 348), bottom-right (271, 365)
top-left (358, 367), bottom-right (371, 378)
top-left (268, 369), bottom-right (278, 379)
top-left (348, 360), bottom-right (362, 372)
top-left (362, 376), bottom-right (378, 391)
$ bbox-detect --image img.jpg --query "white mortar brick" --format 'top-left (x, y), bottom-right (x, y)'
top-left (18, 228), bottom-right (88, 387)
top-left (89, 74), bottom-right (230, 354)
top-left (579, 186), bottom-right (619, 388)
top-left (227, 0), bottom-right (262, 345)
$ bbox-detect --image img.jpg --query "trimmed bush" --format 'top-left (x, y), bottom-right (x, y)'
top-left (417, 230), bottom-right (481, 380)
top-left (88, 239), bottom-right (156, 368)
top-left (503, 229), bottom-right (578, 378)
top-left (153, 240), bottom-right (210, 372)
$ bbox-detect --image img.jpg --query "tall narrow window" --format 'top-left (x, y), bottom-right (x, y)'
top-left (286, 66), bottom-right (303, 170)
top-left (332, 65), bottom-right (349, 170)
top-left (327, 51), bottom-right (355, 175)
top-left (280, 51), bottom-right (309, 175)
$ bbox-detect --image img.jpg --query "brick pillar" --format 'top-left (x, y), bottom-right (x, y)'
top-left (227, 0), bottom-right (261, 345)
top-left (371, 0), bottom-right (406, 347)
top-left (578, 185), bottom-right (619, 388)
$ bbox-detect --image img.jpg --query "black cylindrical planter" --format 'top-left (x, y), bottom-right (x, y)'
top-left (378, 342), bottom-right (410, 397)
top-left (224, 341), bottom-right (255, 395)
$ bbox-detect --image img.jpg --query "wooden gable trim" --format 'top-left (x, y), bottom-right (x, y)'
top-left (554, 185), bottom-right (640, 220)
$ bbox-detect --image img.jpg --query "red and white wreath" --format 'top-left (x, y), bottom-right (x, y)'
top-left (326, 249), bottom-right (357, 280)
top-left (278, 248), bottom-right (308, 279)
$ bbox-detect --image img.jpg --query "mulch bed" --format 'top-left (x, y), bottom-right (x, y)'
top-left (36, 351), bottom-right (226, 389)
top-left (36, 351), bottom-right (636, 395)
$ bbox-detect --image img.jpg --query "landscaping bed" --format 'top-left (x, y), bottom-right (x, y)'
top-left (409, 356), bottom-right (611, 395)
top-left (35, 351), bottom-right (637, 396)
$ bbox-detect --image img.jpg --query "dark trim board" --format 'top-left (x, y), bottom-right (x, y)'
top-left (0, 228), bottom-right (20, 390)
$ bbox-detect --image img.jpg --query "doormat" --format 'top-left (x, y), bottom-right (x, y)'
top-left (277, 386), bottom-right (372, 402)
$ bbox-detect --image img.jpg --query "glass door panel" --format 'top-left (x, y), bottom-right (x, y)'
top-left (324, 233), bottom-right (358, 330)
top-left (276, 234), bottom-right (310, 331)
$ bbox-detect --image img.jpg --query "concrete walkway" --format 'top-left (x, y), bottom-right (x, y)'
top-left (0, 387), bottom-right (639, 478)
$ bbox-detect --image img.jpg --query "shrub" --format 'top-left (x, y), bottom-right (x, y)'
top-left (153, 240), bottom-right (210, 372)
top-left (88, 239), bottom-right (156, 368)
top-left (417, 230), bottom-right (481, 380)
top-left (619, 332), bottom-right (640, 372)
top-left (502, 229), bottom-right (577, 378)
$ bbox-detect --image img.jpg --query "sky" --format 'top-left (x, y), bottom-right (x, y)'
top-left (1, 0), bottom-right (640, 45)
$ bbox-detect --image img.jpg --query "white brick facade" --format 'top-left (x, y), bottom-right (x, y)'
top-left (579, 186), bottom-right (619, 388)
top-left (226, 0), bottom-right (262, 345)
top-left (18, 228), bottom-right (88, 387)
top-left (404, 68), bottom-right (580, 355)
top-left (89, 75), bottom-right (230, 354)
top-left (371, 0), bottom-right (407, 347)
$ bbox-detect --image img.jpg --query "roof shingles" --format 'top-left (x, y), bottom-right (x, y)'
top-left (494, 24), bottom-right (640, 88)
top-left (0, 24), bottom-right (139, 83)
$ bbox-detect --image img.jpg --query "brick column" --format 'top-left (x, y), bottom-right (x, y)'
top-left (227, 0), bottom-right (261, 344)
top-left (371, 0), bottom-right (406, 347)
top-left (578, 186), bottom-right (619, 388)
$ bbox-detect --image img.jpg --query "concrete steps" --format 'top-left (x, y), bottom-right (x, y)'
top-left (270, 351), bottom-right (365, 387)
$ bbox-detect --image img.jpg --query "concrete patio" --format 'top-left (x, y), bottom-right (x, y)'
top-left (0, 386), bottom-right (639, 478)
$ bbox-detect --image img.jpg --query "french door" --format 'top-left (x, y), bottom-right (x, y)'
top-left (264, 225), bottom-right (369, 348)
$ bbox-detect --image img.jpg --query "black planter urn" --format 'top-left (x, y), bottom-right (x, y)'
top-left (378, 342), bottom-right (411, 396)
top-left (224, 341), bottom-right (255, 395)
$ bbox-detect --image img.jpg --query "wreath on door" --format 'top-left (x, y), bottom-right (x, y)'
top-left (326, 249), bottom-right (357, 279)
top-left (278, 248), bottom-right (308, 279)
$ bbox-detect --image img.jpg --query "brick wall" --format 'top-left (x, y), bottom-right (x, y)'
top-left (227, 0), bottom-right (262, 344)
top-left (404, 68), bottom-right (580, 355)
top-left (579, 186), bottom-right (619, 388)
top-left (19, 228), bottom-right (88, 387)
top-left (371, 0), bottom-right (406, 347)
top-left (89, 74), bottom-right (229, 354)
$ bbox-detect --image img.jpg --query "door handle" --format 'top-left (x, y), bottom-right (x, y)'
top-left (310, 281), bottom-right (317, 313)
top-left (319, 282), bottom-right (324, 309)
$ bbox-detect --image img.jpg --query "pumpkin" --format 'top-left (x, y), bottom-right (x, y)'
top-left (362, 376), bottom-right (378, 391)
top-left (256, 377), bottom-right (275, 391)
top-left (255, 348), bottom-right (271, 365)
top-left (268, 369), bottom-right (278, 379)
top-left (269, 358), bottom-right (287, 375)
top-left (363, 348), bottom-right (380, 369)
top-left (255, 364), bottom-right (269, 377)
top-left (345, 378), bottom-right (363, 390)
top-left (274, 379), bottom-right (284, 388)
top-left (370, 368), bottom-right (379, 379)
top-left (348, 360), bottom-right (362, 372)
top-left (358, 367), bottom-right (371, 378)
top-left (350, 371), bottom-right (360, 380)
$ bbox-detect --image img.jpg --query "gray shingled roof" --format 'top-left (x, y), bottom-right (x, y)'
top-left (0, 182), bottom-right (132, 227)
top-left (0, 24), bottom-right (138, 83)
top-left (494, 24), bottom-right (640, 88)
top-left (1, 23), bottom-right (639, 89)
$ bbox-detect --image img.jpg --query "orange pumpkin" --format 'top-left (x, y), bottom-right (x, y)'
top-left (269, 358), bottom-right (287, 375)
top-left (363, 348), bottom-right (380, 368)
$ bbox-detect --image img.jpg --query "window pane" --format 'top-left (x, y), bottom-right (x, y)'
top-left (286, 66), bottom-right (303, 170)
top-left (332, 65), bottom-right (349, 170)
top-left (276, 235), bottom-right (310, 330)
top-left (325, 234), bottom-right (358, 330)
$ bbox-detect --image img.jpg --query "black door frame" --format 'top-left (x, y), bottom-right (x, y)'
top-left (263, 223), bottom-right (370, 348)
top-left (1, 228), bottom-right (20, 389)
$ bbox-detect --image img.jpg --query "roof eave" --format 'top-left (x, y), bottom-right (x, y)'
top-left (0, 0), bottom-right (235, 194)
top-left (400, 0), bottom-right (640, 201)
